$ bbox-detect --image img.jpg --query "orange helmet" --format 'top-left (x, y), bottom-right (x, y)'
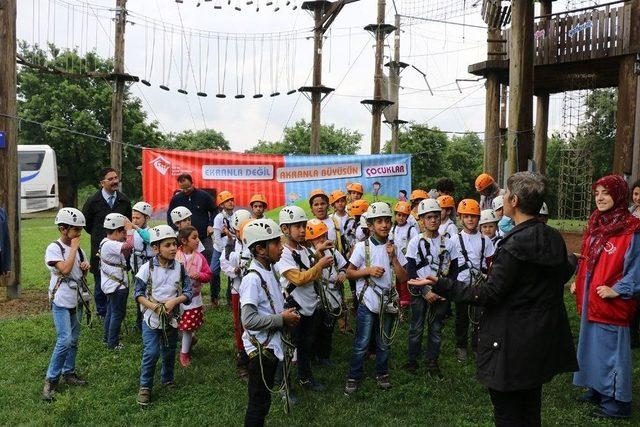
top-left (329, 190), bottom-right (347, 205)
top-left (348, 199), bottom-right (369, 216)
top-left (216, 190), bottom-right (234, 206)
top-left (457, 199), bottom-right (481, 216)
top-left (346, 182), bottom-right (364, 195)
top-left (475, 173), bottom-right (495, 192)
top-left (305, 218), bottom-right (328, 241)
top-left (394, 201), bottom-right (412, 216)
top-left (249, 194), bottom-right (268, 207)
top-left (308, 189), bottom-right (329, 206)
top-left (410, 189), bottom-right (429, 202)
top-left (437, 195), bottom-right (456, 209)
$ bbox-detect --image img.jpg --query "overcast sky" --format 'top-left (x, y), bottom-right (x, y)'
top-left (17, 0), bottom-right (584, 153)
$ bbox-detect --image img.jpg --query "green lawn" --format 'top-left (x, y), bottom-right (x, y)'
top-left (0, 216), bottom-right (636, 425)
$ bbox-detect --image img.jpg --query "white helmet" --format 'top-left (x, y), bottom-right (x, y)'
top-left (55, 208), bottom-right (86, 226)
top-left (149, 224), bottom-right (178, 244)
top-left (366, 202), bottom-right (392, 219)
top-left (279, 206), bottom-right (308, 226)
top-left (479, 209), bottom-right (499, 226)
top-left (492, 195), bottom-right (504, 211)
top-left (132, 201), bottom-right (152, 217)
top-left (359, 212), bottom-right (369, 229)
top-left (103, 213), bottom-right (127, 230)
top-left (232, 209), bottom-right (252, 231)
top-left (539, 202), bottom-right (549, 216)
top-left (243, 218), bottom-right (283, 248)
top-left (170, 206), bottom-right (192, 223)
top-left (417, 199), bottom-right (441, 216)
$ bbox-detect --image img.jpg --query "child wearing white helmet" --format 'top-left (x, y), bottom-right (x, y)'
top-left (239, 218), bottom-right (300, 426)
top-left (99, 213), bottom-right (134, 350)
top-left (479, 209), bottom-right (503, 245)
top-left (356, 212), bottom-right (370, 242)
top-left (493, 195), bottom-right (515, 234)
top-left (213, 191), bottom-right (236, 308)
top-left (275, 205), bottom-right (333, 393)
top-left (169, 207), bottom-right (205, 253)
top-left (42, 208), bottom-right (92, 402)
top-left (134, 224), bottom-right (194, 406)
top-left (345, 202), bottom-right (408, 394)
top-left (537, 202), bottom-right (549, 224)
top-left (131, 202), bottom-right (155, 331)
top-left (404, 199), bottom-right (460, 379)
top-left (220, 209), bottom-right (253, 379)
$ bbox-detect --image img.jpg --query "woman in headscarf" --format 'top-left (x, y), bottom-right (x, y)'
top-left (572, 175), bottom-right (640, 419)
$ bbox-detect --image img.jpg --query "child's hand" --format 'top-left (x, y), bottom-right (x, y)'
top-left (337, 272), bottom-right (347, 283)
top-left (189, 272), bottom-right (200, 281)
top-left (281, 308), bottom-right (301, 327)
top-left (596, 285), bottom-right (619, 299)
top-left (318, 255), bottom-right (334, 269)
top-left (386, 242), bottom-right (396, 258)
top-left (123, 218), bottom-right (133, 231)
top-left (408, 276), bottom-right (438, 287)
top-left (318, 240), bottom-right (334, 252)
top-left (424, 291), bottom-right (444, 304)
top-left (234, 267), bottom-right (241, 275)
top-left (368, 266), bottom-right (385, 278)
top-left (164, 299), bottom-right (177, 314)
top-left (70, 237), bottom-right (81, 249)
top-left (80, 261), bottom-right (90, 271)
top-left (570, 282), bottom-right (576, 294)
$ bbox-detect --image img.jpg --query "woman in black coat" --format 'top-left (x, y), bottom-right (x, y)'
top-left (410, 172), bottom-right (578, 427)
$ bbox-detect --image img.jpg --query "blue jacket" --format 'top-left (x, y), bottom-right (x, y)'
top-left (0, 208), bottom-right (10, 274)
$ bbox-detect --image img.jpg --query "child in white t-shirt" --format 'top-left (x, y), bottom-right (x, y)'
top-left (437, 195), bottom-right (459, 238)
top-left (43, 208), bottom-right (91, 401)
top-left (213, 191), bottom-right (235, 307)
top-left (345, 202), bottom-right (408, 394)
top-left (170, 207), bottom-right (205, 253)
top-left (391, 201), bottom-right (419, 310)
top-left (479, 209), bottom-right (503, 246)
top-left (131, 202), bottom-right (154, 331)
top-left (329, 190), bottom-right (350, 255)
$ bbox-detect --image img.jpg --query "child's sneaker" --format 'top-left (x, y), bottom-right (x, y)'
top-left (376, 374), bottom-right (392, 390)
top-left (42, 379), bottom-right (57, 402)
top-left (162, 381), bottom-right (177, 390)
top-left (137, 388), bottom-right (151, 406)
top-left (456, 347), bottom-right (468, 362)
top-left (426, 359), bottom-right (443, 379)
top-left (179, 352), bottom-right (192, 367)
top-left (344, 378), bottom-right (359, 395)
top-left (299, 378), bottom-right (325, 392)
top-left (62, 372), bottom-right (88, 386)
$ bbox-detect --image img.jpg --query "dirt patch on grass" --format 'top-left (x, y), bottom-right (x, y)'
top-left (0, 289), bottom-right (49, 319)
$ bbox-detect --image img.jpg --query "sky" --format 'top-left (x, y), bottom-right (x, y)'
top-left (16, 0), bottom-right (587, 154)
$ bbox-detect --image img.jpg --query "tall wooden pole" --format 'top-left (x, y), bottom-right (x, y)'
top-left (0, 0), bottom-right (19, 299)
top-left (483, 27), bottom-right (502, 179)
top-left (110, 0), bottom-right (126, 178)
top-left (390, 14), bottom-right (401, 153)
top-left (370, 0), bottom-right (386, 154)
top-left (310, 6), bottom-right (323, 155)
top-left (534, 0), bottom-right (552, 175)
top-left (507, 0), bottom-right (535, 175)
top-left (498, 84), bottom-right (508, 187)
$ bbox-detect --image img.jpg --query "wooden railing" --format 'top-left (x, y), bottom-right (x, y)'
top-left (501, 1), bottom-right (634, 66)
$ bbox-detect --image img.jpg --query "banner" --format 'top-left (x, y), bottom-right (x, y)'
top-left (142, 149), bottom-right (412, 214)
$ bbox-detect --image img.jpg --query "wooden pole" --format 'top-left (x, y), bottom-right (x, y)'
top-left (484, 27), bottom-right (502, 179)
top-left (507, 0), bottom-right (535, 175)
top-left (390, 14), bottom-right (401, 153)
top-left (0, 0), bottom-right (19, 299)
top-left (310, 6), bottom-right (323, 155)
top-left (534, 0), bottom-right (552, 175)
top-left (370, 0), bottom-right (385, 154)
top-left (614, 55), bottom-right (637, 175)
top-left (498, 84), bottom-right (508, 187)
top-left (110, 0), bottom-right (126, 179)
top-left (631, 55), bottom-right (640, 184)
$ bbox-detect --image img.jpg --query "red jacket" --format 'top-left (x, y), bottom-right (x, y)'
top-left (575, 233), bottom-right (637, 326)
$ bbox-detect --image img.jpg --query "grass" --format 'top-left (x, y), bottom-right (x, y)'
top-left (1, 215), bottom-right (637, 425)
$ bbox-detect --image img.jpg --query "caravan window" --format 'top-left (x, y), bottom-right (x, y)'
top-left (19, 151), bottom-right (45, 172)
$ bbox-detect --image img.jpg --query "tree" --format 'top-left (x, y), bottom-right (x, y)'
top-left (442, 133), bottom-right (484, 202)
top-left (165, 129), bottom-right (230, 151)
top-left (247, 119), bottom-right (362, 154)
top-left (17, 43), bottom-right (165, 203)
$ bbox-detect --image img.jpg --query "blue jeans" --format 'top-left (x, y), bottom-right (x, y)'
top-left (210, 248), bottom-right (221, 300)
top-left (408, 297), bottom-right (449, 364)
top-left (139, 322), bottom-right (178, 389)
top-left (93, 272), bottom-right (107, 317)
top-left (347, 304), bottom-right (395, 380)
top-left (104, 288), bottom-right (128, 348)
top-left (46, 303), bottom-right (82, 381)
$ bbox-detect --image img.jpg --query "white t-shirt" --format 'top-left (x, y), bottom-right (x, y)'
top-left (356, 225), bottom-right (368, 242)
top-left (99, 238), bottom-right (128, 294)
top-left (349, 237), bottom-right (407, 314)
top-left (220, 239), bottom-right (252, 294)
top-left (136, 258), bottom-right (186, 329)
top-left (331, 212), bottom-right (349, 235)
top-left (391, 222), bottom-right (419, 255)
top-left (319, 248), bottom-right (348, 309)
top-left (213, 210), bottom-right (234, 253)
top-left (438, 219), bottom-right (459, 239)
top-left (407, 214), bottom-right (419, 228)
top-left (453, 230), bottom-right (495, 284)
top-left (275, 245), bottom-right (318, 317)
top-left (240, 259), bottom-right (286, 361)
top-left (45, 240), bottom-right (86, 308)
top-left (319, 217), bottom-right (338, 245)
top-left (130, 228), bottom-right (154, 273)
top-left (406, 234), bottom-right (459, 279)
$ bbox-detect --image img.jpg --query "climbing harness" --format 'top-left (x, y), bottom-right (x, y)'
top-left (457, 233), bottom-right (488, 326)
top-left (142, 260), bottom-right (186, 343)
top-left (50, 241), bottom-right (93, 327)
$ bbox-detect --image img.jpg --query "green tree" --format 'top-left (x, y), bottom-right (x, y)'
top-left (165, 129), bottom-right (230, 151)
top-left (442, 132), bottom-right (484, 202)
top-left (17, 43), bottom-right (165, 203)
top-left (247, 119), bottom-right (362, 154)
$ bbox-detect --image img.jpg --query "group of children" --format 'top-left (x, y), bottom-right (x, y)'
top-left (43, 174), bottom-right (553, 425)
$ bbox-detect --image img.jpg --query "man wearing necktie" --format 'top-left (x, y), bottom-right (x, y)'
top-left (82, 168), bottom-right (132, 319)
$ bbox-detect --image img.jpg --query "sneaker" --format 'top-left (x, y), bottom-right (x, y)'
top-left (344, 378), bottom-right (359, 395)
top-left (402, 362), bottom-right (418, 375)
top-left (210, 298), bottom-right (220, 308)
top-left (236, 366), bottom-right (249, 381)
top-left (317, 358), bottom-right (334, 367)
top-left (456, 347), bottom-right (467, 362)
top-left (376, 374), bottom-right (392, 390)
top-left (426, 359), bottom-right (443, 379)
top-left (110, 342), bottom-right (124, 351)
top-left (591, 408), bottom-right (631, 419)
top-left (279, 390), bottom-right (299, 406)
top-left (162, 381), bottom-right (177, 390)
top-left (42, 379), bottom-right (57, 402)
top-left (137, 387), bottom-right (151, 406)
top-left (179, 352), bottom-right (192, 367)
top-left (299, 379), bottom-right (325, 392)
top-left (62, 372), bottom-right (88, 386)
